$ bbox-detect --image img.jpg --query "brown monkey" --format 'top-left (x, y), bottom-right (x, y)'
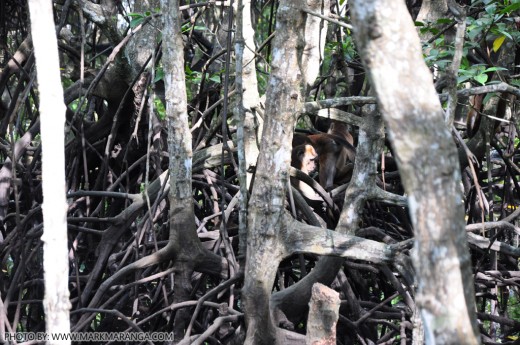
top-left (291, 144), bottom-right (321, 201)
top-left (328, 119), bottom-right (354, 146)
top-left (290, 144), bottom-right (329, 225)
top-left (291, 144), bottom-right (318, 175)
top-left (293, 128), bottom-right (356, 191)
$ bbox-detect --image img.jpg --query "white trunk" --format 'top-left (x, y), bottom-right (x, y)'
top-left (28, 0), bottom-right (71, 343)
top-left (350, 1), bottom-right (480, 344)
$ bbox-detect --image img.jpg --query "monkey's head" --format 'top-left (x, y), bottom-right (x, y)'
top-left (291, 144), bottom-right (318, 174)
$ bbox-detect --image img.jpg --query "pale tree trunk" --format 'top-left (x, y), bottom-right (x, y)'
top-left (28, 0), bottom-right (71, 343)
top-left (161, 0), bottom-right (228, 341)
top-left (242, 2), bottom-right (307, 340)
top-left (161, 0), bottom-right (197, 339)
top-left (234, 0), bottom-right (261, 260)
top-left (242, 0), bottom-right (328, 344)
top-left (351, 1), bottom-right (481, 344)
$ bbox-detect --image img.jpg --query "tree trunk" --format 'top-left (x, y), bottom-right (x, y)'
top-left (161, 0), bottom-right (197, 339)
top-left (28, 0), bottom-right (71, 342)
top-left (162, 0), bottom-right (226, 340)
top-left (350, 1), bottom-right (481, 344)
top-left (234, 0), bottom-right (261, 261)
top-left (242, 0), bottom-right (328, 344)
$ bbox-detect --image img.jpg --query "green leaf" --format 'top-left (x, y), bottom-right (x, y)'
top-left (208, 74), bottom-right (221, 83)
top-left (494, 28), bottom-right (513, 40)
top-left (510, 79), bottom-right (520, 88)
top-left (500, 3), bottom-right (520, 14)
top-left (493, 13), bottom-right (505, 23)
top-left (436, 18), bottom-right (453, 24)
top-left (458, 68), bottom-right (475, 76)
top-left (181, 23), bottom-right (193, 33)
top-left (127, 12), bottom-right (144, 18)
top-left (185, 65), bottom-right (193, 75)
top-left (130, 17), bottom-right (145, 28)
top-left (483, 66), bottom-right (507, 73)
top-left (153, 67), bottom-right (164, 83)
top-left (154, 97), bottom-right (166, 120)
top-left (457, 75), bottom-right (472, 83)
top-left (485, 3), bottom-right (497, 14)
top-left (474, 74), bottom-right (488, 85)
top-left (492, 35), bottom-right (506, 52)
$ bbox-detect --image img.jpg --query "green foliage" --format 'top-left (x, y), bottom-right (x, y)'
top-left (257, 71), bottom-right (269, 96)
top-left (181, 22), bottom-right (207, 33)
top-left (295, 115), bottom-right (312, 130)
top-left (69, 97), bottom-right (88, 112)
top-left (154, 96), bottom-right (166, 120)
top-left (3, 255), bottom-right (13, 276)
top-left (500, 1), bottom-right (520, 13)
top-left (320, 34), bottom-right (359, 99)
top-left (128, 8), bottom-right (166, 29)
top-left (90, 313), bottom-right (103, 331)
top-left (154, 66), bottom-right (164, 83)
top-left (127, 12), bottom-right (150, 29)
top-left (391, 295), bottom-right (403, 306)
top-left (458, 64), bottom-right (507, 85)
top-left (423, 37), bottom-right (454, 70)
top-left (185, 66), bottom-right (202, 84)
top-left (422, 0), bottom-right (520, 88)
top-left (208, 73), bottom-right (221, 83)
top-left (322, 43), bottom-right (335, 78)
top-left (254, 1), bottom-right (277, 61)
top-left (184, 65), bottom-right (202, 99)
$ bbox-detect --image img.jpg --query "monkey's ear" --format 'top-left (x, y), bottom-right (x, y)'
top-left (291, 145), bottom-right (305, 169)
top-left (297, 149), bottom-right (306, 162)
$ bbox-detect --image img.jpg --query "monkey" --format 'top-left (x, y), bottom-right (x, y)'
top-left (293, 127), bottom-right (356, 191)
top-left (328, 119), bottom-right (355, 146)
top-left (290, 144), bottom-right (332, 226)
top-left (290, 144), bottom-right (320, 201)
top-left (291, 144), bottom-right (317, 174)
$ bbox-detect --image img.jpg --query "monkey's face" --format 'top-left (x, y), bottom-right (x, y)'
top-left (301, 145), bottom-right (318, 174)
top-left (291, 144), bottom-right (318, 174)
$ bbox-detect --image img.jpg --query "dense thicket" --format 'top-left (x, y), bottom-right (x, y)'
top-left (0, 0), bottom-right (520, 344)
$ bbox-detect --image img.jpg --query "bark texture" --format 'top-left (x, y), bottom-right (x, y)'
top-left (350, 1), bottom-right (481, 344)
top-left (28, 0), bottom-right (71, 342)
top-left (234, 0), bottom-right (261, 260)
top-left (162, 0), bottom-right (227, 339)
top-left (306, 283), bottom-right (340, 345)
top-left (242, 0), bottom-right (328, 344)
